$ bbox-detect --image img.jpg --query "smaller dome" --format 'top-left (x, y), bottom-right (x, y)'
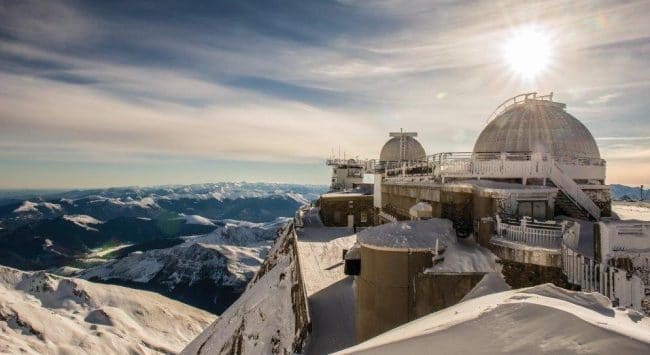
top-left (380, 136), bottom-right (426, 162)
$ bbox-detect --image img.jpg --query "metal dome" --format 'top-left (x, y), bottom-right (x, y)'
top-left (473, 96), bottom-right (600, 159)
top-left (380, 136), bottom-right (426, 162)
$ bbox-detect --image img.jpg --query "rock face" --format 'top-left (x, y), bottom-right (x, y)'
top-left (0, 266), bottom-right (215, 354)
top-left (181, 222), bottom-right (310, 355)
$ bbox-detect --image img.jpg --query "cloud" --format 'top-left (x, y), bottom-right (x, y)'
top-left (587, 93), bottom-right (620, 105)
top-left (0, 0), bottom-right (649, 186)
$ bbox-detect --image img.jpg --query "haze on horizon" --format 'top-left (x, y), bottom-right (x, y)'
top-left (0, 0), bottom-right (649, 189)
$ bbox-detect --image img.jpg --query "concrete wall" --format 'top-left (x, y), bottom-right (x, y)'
top-left (355, 244), bottom-right (484, 342)
top-left (489, 241), bottom-right (562, 268)
top-left (356, 245), bottom-right (432, 342)
top-left (498, 259), bottom-right (569, 289)
top-left (412, 273), bottom-right (485, 318)
top-left (381, 184), bottom-right (441, 219)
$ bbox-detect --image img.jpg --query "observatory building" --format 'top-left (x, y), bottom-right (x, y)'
top-left (379, 130), bottom-right (426, 164)
top-left (319, 92), bottom-right (650, 341)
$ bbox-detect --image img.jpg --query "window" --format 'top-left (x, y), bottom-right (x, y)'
top-left (360, 212), bottom-right (368, 223)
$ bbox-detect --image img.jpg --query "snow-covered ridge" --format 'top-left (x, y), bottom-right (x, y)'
top-left (179, 213), bottom-right (215, 226)
top-left (13, 201), bottom-right (62, 213)
top-left (182, 222), bottom-right (310, 355)
top-left (0, 266), bottom-right (215, 354)
top-left (63, 214), bottom-right (104, 231)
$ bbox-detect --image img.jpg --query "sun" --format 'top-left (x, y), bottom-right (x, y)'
top-left (502, 26), bottom-right (552, 80)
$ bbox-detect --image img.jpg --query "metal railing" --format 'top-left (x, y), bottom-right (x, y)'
top-left (562, 246), bottom-right (646, 313)
top-left (382, 151), bottom-right (604, 220)
top-left (485, 92), bottom-right (555, 124)
top-left (549, 161), bottom-right (601, 220)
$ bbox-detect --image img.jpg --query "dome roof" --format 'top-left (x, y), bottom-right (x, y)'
top-left (380, 136), bottom-right (426, 162)
top-left (473, 99), bottom-right (600, 159)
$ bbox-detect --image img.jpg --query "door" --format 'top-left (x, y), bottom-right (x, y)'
top-left (347, 214), bottom-right (354, 228)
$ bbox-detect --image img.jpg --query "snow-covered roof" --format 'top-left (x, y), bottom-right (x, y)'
top-left (357, 219), bottom-right (454, 250)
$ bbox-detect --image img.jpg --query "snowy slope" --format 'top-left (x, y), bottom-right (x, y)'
top-left (612, 202), bottom-right (650, 221)
top-left (336, 283), bottom-right (650, 354)
top-left (0, 266), bottom-right (215, 354)
top-left (80, 220), bottom-right (285, 313)
top-left (181, 223), bottom-right (310, 355)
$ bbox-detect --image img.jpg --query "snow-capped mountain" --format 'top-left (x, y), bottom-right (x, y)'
top-left (80, 219), bottom-right (288, 314)
top-left (0, 182), bottom-right (324, 271)
top-left (0, 265), bottom-right (215, 354)
top-left (0, 182), bottom-right (325, 230)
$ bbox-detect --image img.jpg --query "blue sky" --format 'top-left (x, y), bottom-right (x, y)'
top-left (0, 0), bottom-right (649, 188)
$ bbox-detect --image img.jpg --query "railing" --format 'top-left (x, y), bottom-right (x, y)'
top-left (494, 215), bottom-right (566, 249)
top-left (485, 92), bottom-right (555, 124)
top-left (382, 151), bottom-right (604, 221)
top-left (549, 161), bottom-right (601, 220)
top-left (562, 246), bottom-right (646, 313)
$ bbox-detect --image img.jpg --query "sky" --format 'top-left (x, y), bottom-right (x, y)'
top-left (0, 0), bottom-right (649, 189)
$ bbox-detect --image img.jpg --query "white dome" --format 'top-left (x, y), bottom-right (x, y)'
top-left (380, 136), bottom-right (426, 162)
top-left (473, 98), bottom-right (600, 159)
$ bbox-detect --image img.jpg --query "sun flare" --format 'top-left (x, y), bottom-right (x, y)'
top-left (502, 26), bottom-right (552, 80)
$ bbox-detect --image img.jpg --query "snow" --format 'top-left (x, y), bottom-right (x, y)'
top-left (182, 224), bottom-right (307, 355)
top-left (336, 283), bottom-right (650, 354)
top-left (297, 208), bottom-right (357, 353)
top-left (613, 202), bottom-right (650, 221)
top-left (179, 213), bottom-right (215, 226)
top-left (460, 272), bottom-right (511, 302)
top-left (355, 220), bottom-right (500, 274)
top-left (88, 243), bottom-right (134, 258)
top-left (321, 192), bottom-right (365, 198)
top-left (357, 219), bottom-right (455, 250)
top-left (13, 201), bottom-right (62, 213)
top-left (0, 266), bottom-right (215, 354)
top-left (63, 214), bottom-right (103, 231)
top-left (81, 220), bottom-right (284, 289)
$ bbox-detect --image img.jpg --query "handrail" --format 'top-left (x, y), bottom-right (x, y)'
top-left (494, 214), bottom-right (565, 249)
top-left (485, 92), bottom-right (554, 124)
top-left (549, 161), bottom-right (601, 220)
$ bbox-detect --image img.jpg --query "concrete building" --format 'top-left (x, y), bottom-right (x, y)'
top-left (318, 192), bottom-right (374, 228)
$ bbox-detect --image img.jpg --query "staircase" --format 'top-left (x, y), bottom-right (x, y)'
top-left (549, 162), bottom-right (601, 220)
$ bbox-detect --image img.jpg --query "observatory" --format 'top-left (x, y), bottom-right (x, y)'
top-left (379, 130), bottom-right (426, 163)
top-left (317, 92), bottom-right (648, 340)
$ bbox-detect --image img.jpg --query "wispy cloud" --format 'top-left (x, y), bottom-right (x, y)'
top-left (0, 0), bottom-right (649, 187)
top-left (587, 93), bottom-right (620, 105)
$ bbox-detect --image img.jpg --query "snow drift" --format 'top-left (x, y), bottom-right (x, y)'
top-left (336, 283), bottom-right (650, 354)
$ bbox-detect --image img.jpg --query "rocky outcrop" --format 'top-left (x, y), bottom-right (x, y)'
top-left (182, 221), bottom-right (311, 355)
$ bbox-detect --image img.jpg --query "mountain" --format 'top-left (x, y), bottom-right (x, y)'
top-left (0, 265), bottom-right (215, 354)
top-left (0, 214), bottom-right (216, 270)
top-left (0, 182), bottom-right (325, 270)
top-left (0, 182), bottom-right (325, 230)
top-left (611, 184), bottom-right (649, 201)
top-left (182, 223), bottom-right (310, 355)
top-left (80, 219), bottom-right (286, 314)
